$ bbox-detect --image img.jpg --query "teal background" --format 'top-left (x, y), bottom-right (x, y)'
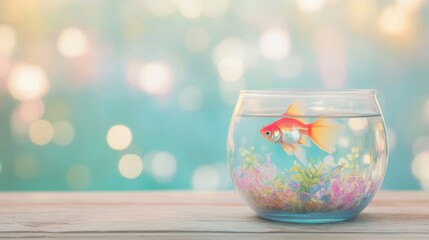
top-left (0, 0), bottom-right (428, 190)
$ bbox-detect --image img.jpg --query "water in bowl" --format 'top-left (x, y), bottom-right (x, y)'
top-left (228, 114), bottom-right (387, 223)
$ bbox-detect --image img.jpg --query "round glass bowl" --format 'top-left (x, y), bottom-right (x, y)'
top-left (227, 90), bottom-right (388, 223)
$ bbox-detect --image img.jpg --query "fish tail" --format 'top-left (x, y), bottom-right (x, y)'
top-left (308, 119), bottom-right (342, 154)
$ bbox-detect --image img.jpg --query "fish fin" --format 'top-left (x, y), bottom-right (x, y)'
top-left (299, 135), bottom-right (311, 147)
top-left (284, 99), bottom-right (308, 124)
top-left (284, 99), bottom-right (306, 117)
top-left (281, 144), bottom-right (294, 155)
top-left (308, 118), bottom-right (342, 154)
top-left (292, 144), bottom-right (307, 165)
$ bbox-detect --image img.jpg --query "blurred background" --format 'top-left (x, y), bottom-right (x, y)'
top-left (0, 0), bottom-right (428, 191)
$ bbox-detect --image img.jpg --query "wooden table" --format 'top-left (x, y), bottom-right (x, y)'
top-left (0, 191), bottom-right (428, 239)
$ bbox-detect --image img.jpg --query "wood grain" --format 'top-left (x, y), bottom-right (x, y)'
top-left (0, 191), bottom-right (428, 239)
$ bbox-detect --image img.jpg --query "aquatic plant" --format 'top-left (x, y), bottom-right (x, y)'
top-left (239, 147), bottom-right (259, 169)
top-left (232, 147), bottom-right (380, 213)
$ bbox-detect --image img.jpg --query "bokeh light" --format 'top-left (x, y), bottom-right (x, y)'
top-left (13, 155), bottom-right (39, 179)
top-left (125, 60), bottom-right (143, 88)
top-left (7, 63), bottom-right (49, 101)
top-left (217, 56), bottom-right (244, 81)
top-left (19, 100), bottom-right (45, 122)
top-left (149, 151), bottom-right (177, 181)
top-left (138, 62), bottom-right (173, 95)
top-left (0, 58), bottom-right (11, 80)
top-left (192, 165), bottom-right (220, 190)
top-left (53, 121), bottom-right (75, 146)
top-left (213, 37), bottom-right (258, 70)
top-left (347, 0), bottom-right (376, 27)
top-left (386, 128), bottom-right (397, 151)
top-left (10, 100), bottom-right (45, 139)
top-left (11, 109), bottom-right (31, 137)
top-left (375, 122), bottom-right (387, 153)
top-left (203, 0), bottom-right (229, 17)
top-left (348, 118), bottom-right (368, 131)
top-left (296, 0), bottom-right (326, 13)
top-left (118, 154), bottom-right (144, 179)
top-left (0, 24), bottom-right (16, 57)
top-left (29, 120), bottom-right (54, 145)
top-left (412, 151), bottom-right (429, 188)
top-left (395, 0), bottom-right (422, 11)
top-left (363, 154), bottom-right (372, 165)
top-left (57, 27), bottom-right (89, 58)
top-left (107, 125), bottom-right (132, 151)
top-left (67, 165), bottom-right (91, 189)
top-left (179, 0), bottom-right (204, 19)
top-left (379, 5), bottom-right (411, 36)
top-left (179, 86), bottom-right (204, 111)
top-left (259, 28), bottom-right (290, 60)
top-left (309, 105), bottom-right (326, 112)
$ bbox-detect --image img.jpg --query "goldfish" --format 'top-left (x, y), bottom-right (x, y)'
top-left (259, 100), bottom-right (342, 165)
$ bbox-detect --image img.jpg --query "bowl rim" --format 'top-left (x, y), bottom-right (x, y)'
top-left (240, 89), bottom-right (376, 95)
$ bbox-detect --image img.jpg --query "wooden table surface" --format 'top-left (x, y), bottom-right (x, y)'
top-left (0, 191), bottom-right (428, 239)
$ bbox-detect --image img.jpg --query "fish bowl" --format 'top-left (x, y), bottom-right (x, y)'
top-left (227, 90), bottom-right (388, 223)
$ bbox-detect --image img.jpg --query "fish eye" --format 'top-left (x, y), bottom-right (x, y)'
top-left (265, 131), bottom-right (271, 136)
